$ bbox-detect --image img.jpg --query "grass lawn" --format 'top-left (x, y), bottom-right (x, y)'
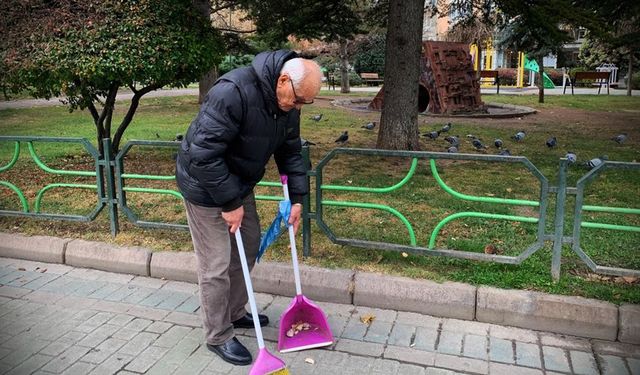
top-left (485, 93), bottom-right (640, 112)
top-left (1, 92), bottom-right (639, 304)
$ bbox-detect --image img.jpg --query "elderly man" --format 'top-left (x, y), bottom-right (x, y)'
top-left (175, 50), bottom-right (322, 366)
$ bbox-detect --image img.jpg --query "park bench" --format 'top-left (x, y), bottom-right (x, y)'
top-left (563, 71), bottom-right (611, 95)
top-left (479, 70), bottom-right (500, 94)
top-left (360, 72), bottom-right (383, 86)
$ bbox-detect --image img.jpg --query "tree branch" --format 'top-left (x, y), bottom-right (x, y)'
top-left (112, 83), bottom-right (163, 152)
top-left (216, 27), bottom-right (257, 34)
top-left (211, 1), bottom-right (234, 13)
top-left (128, 83), bottom-right (138, 95)
top-left (104, 83), bottom-right (119, 138)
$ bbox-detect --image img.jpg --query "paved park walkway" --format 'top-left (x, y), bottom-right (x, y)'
top-left (1, 86), bottom-right (638, 110)
top-left (0, 256), bottom-right (638, 375)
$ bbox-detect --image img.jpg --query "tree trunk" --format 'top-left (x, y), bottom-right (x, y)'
top-left (376, 0), bottom-right (424, 150)
top-left (537, 55), bottom-right (545, 104)
top-left (194, 0), bottom-right (217, 103)
top-left (199, 67), bottom-right (217, 103)
top-left (627, 52), bottom-right (633, 97)
top-left (339, 38), bottom-right (351, 94)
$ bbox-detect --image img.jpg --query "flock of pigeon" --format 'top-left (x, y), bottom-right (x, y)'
top-left (308, 113), bottom-right (629, 170)
top-left (420, 122), bottom-right (628, 169)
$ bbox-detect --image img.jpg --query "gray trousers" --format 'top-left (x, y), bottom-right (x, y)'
top-left (184, 193), bottom-right (261, 345)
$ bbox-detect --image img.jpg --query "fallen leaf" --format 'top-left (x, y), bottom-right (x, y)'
top-left (506, 188), bottom-right (513, 193)
top-left (18, 267), bottom-right (26, 271)
top-left (622, 276), bottom-right (638, 284)
top-left (360, 314), bottom-right (375, 326)
top-left (286, 328), bottom-right (295, 338)
top-left (40, 268), bottom-right (47, 273)
top-left (484, 244), bottom-right (501, 255)
top-left (304, 358), bottom-right (315, 365)
top-left (401, 252), bottom-right (408, 258)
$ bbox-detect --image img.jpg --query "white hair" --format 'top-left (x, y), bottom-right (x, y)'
top-left (281, 58), bottom-right (322, 89)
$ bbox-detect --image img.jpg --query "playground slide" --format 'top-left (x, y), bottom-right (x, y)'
top-left (523, 57), bottom-right (555, 89)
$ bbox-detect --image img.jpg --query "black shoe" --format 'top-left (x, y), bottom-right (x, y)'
top-left (232, 313), bottom-right (269, 329)
top-left (207, 337), bottom-right (252, 366)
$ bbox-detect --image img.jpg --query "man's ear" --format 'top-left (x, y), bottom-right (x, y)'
top-left (277, 74), bottom-right (289, 88)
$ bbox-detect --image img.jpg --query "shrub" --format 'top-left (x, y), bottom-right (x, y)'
top-left (497, 68), bottom-right (517, 85)
top-left (219, 54), bottom-right (254, 75)
top-left (630, 72), bottom-right (640, 90)
top-left (544, 69), bottom-right (565, 85)
top-left (353, 33), bottom-right (386, 75)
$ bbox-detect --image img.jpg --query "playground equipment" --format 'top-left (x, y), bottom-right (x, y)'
top-left (368, 41), bottom-right (486, 115)
top-left (523, 56), bottom-right (555, 89)
top-left (471, 43), bottom-right (556, 89)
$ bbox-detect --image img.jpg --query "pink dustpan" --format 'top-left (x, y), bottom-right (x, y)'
top-left (278, 294), bottom-right (334, 352)
top-left (277, 175), bottom-right (333, 353)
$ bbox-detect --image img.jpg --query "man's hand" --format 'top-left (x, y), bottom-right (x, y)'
top-left (289, 203), bottom-right (302, 234)
top-left (222, 206), bottom-right (244, 233)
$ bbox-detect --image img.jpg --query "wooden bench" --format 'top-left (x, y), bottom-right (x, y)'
top-left (479, 70), bottom-right (500, 94)
top-left (564, 71), bottom-right (611, 95)
top-left (360, 72), bottom-right (383, 86)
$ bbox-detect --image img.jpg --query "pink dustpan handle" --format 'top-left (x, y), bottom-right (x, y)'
top-left (280, 175), bottom-right (303, 296)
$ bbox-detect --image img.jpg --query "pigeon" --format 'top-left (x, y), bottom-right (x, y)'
top-left (585, 155), bottom-right (608, 170)
top-left (361, 121), bottom-right (376, 130)
top-left (440, 122), bottom-right (452, 133)
top-left (546, 136), bottom-right (557, 148)
top-left (494, 139), bottom-right (503, 149)
top-left (565, 151), bottom-right (577, 164)
top-left (444, 135), bottom-right (460, 146)
top-left (311, 114), bottom-right (323, 122)
top-left (498, 149), bottom-right (511, 156)
top-left (446, 146), bottom-right (458, 153)
top-left (611, 133), bottom-right (628, 144)
top-left (300, 137), bottom-right (316, 147)
top-left (174, 133), bottom-right (184, 142)
top-left (422, 130), bottom-right (440, 139)
top-left (334, 131), bottom-right (349, 144)
top-left (511, 130), bottom-right (526, 142)
top-left (472, 138), bottom-right (487, 150)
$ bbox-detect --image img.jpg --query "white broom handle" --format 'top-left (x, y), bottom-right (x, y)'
top-left (234, 229), bottom-right (265, 349)
top-left (281, 176), bottom-right (303, 296)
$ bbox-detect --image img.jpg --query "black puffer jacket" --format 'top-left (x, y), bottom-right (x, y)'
top-left (175, 50), bottom-right (307, 211)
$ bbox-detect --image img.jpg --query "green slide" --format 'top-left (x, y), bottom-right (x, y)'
top-left (523, 56), bottom-right (555, 88)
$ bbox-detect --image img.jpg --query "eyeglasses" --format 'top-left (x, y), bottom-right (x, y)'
top-left (289, 79), bottom-right (314, 105)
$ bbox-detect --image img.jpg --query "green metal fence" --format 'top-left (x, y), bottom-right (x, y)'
top-left (1, 136), bottom-right (638, 280)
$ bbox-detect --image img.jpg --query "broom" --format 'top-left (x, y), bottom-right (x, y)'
top-left (234, 230), bottom-right (289, 375)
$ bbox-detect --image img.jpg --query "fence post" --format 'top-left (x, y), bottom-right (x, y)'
top-left (302, 145), bottom-right (312, 257)
top-left (551, 158), bottom-right (568, 281)
top-left (102, 138), bottom-right (119, 237)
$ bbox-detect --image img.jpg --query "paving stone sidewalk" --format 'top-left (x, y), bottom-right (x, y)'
top-left (0, 257), bottom-right (638, 375)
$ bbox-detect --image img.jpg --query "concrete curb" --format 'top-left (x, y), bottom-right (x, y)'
top-left (251, 261), bottom-right (354, 305)
top-left (1, 231), bottom-right (638, 344)
top-left (354, 272), bottom-right (476, 320)
top-left (150, 251), bottom-right (197, 283)
top-left (65, 239), bottom-right (150, 276)
top-left (619, 304), bottom-right (640, 344)
top-left (0, 232), bottom-right (67, 264)
top-left (476, 286), bottom-right (618, 341)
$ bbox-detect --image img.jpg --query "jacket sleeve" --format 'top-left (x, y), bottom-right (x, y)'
top-left (274, 110), bottom-right (308, 205)
top-left (188, 81), bottom-right (244, 211)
